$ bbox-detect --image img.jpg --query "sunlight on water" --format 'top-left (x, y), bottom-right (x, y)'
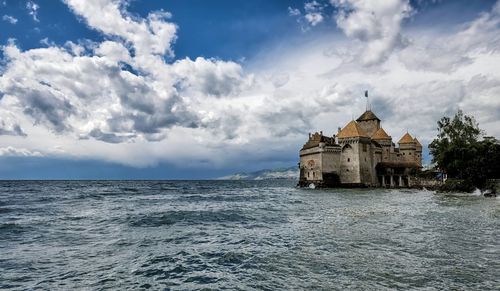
top-left (0, 181), bottom-right (499, 290)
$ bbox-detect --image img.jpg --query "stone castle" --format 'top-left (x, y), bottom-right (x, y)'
top-left (298, 110), bottom-right (422, 187)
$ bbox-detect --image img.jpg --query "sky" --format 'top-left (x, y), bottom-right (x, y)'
top-left (0, 0), bottom-right (499, 179)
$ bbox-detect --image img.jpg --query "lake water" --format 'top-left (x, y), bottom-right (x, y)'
top-left (0, 180), bottom-right (499, 290)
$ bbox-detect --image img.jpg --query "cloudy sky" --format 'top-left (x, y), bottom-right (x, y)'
top-left (0, 0), bottom-right (499, 179)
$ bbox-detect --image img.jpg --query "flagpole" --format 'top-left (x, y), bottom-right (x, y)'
top-left (365, 90), bottom-right (369, 111)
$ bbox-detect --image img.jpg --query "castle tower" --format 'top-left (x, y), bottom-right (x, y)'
top-left (371, 127), bottom-right (392, 162)
top-left (298, 131), bottom-right (341, 187)
top-left (398, 132), bottom-right (416, 162)
top-left (414, 137), bottom-right (423, 167)
top-left (337, 120), bottom-right (373, 186)
top-left (356, 110), bottom-right (381, 137)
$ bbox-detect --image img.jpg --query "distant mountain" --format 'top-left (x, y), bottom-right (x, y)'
top-left (217, 166), bottom-right (299, 180)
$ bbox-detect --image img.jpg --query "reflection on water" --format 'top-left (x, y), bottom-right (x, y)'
top-left (0, 180), bottom-right (499, 290)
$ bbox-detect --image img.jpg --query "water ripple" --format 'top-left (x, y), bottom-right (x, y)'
top-left (0, 180), bottom-right (499, 290)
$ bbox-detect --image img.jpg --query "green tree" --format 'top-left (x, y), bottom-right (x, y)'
top-left (429, 110), bottom-right (482, 178)
top-left (429, 110), bottom-right (500, 190)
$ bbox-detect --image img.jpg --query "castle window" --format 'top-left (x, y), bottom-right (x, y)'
top-left (308, 172), bottom-right (310, 178)
top-left (313, 172), bottom-right (316, 178)
top-left (403, 153), bottom-right (405, 155)
top-left (347, 158), bottom-right (350, 162)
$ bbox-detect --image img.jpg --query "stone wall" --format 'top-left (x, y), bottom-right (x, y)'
top-left (409, 176), bottom-right (443, 189)
top-left (370, 146), bottom-right (383, 186)
top-left (399, 143), bottom-right (416, 163)
top-left (322, 148), bottom-right (341, 177)
top-left (359, 140), bottom-right (374, 186)
top-left (339, 142), bottom-right (361, 184)
top-left (415, 150), bottom-right (422, 166)
top-left (299, 147), bottom-right (322, 181)
top-left (379, 141), bottom-right (392, 162)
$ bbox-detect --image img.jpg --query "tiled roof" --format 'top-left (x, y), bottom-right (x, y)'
top-left (301, 132), bottom-right (337, 150)
top-left (371, 127), bottom-right (391, 140)
top-left (356, 110), bottom-right (380, 122)
top-left (398, 132), bottom-right (415, 144)
top-left (337, 120), bottom-right (368, 138)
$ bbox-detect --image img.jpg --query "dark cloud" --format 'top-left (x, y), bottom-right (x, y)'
top-left (86, 128), bottom-right (133, 144)
top-left (371, 96), bottom-right (394, 120)
top-left (21, 88), bottom-right (76, 132)
top-left (0, 122), bottom-right (27, 137)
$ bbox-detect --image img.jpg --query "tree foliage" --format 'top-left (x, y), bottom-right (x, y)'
top-left (429, 110), bottom-right (500, 190)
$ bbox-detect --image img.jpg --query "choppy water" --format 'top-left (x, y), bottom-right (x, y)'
top-left (0, 180), bottom-right (499, 290)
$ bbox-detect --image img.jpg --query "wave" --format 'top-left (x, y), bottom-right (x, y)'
top-left (128, 209), bottom-right (254, 227)
top-left (0, 223), bottom-right (28, 235)
top-left (176, 193), bottom-right (264, 203)
top-left (0, 207), bottom-right (14, 214)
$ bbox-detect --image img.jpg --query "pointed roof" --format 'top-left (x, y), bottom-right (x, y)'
top-left (398, 132), bottom-right (415, 144)
top-left (356, 110), bottom-right (380, 122)
top-left (371, 127), bottom-right (391, 140)
top-left (414, 137), bottom-right (422, 148)
top-left (337, 120), bottom-right (368, 138)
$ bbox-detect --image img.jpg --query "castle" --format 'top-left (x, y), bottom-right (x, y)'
top-left (298, 109), bottom-right (422, 188)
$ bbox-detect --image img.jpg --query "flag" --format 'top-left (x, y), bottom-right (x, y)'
top-left (364, 90), bottom-right (368, 98)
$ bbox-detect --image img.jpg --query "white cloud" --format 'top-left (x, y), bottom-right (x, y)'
top-left (63, 0), bottom-right (177, 57)
top-left (0, 146), bottom-right (43, 157)
top-left (172, 57), bottom-right (252, 97)
top-left (304, 1), bottom-right (325, 26)
top-left (331, 0), bottom-right (413, 65)
top-left (288, 1), bottom-right (326, 29)
top-left (0, 0), bottom-right (251, 151)
top-left (0, 109), bottom-right (26, 137)
top-left (2, 15), bottom-right (18, 24)
top-left (399, 1), bottom-right (500, 73)
top-left (288, 7), bottom-right (301, 17)
top-left (26, 1), bottom-right (39, 22)
top-left (0, 0), bottom-right (499, 169)
top-left (305, 13), bottom-right (324, 26)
